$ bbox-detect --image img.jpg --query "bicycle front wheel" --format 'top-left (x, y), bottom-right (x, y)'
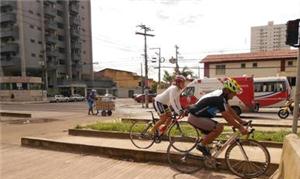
top-left (168, 122), bottom-right (199, 152)
top-left (225, 139), bottom-right (270, 178)
top-left (129, 121), bottom-right (155, 149)
top-left (167, 142), bottom-right (203, 174)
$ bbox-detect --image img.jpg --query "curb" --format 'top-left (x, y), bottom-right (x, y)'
top-left (121, 118), bottom-right (300, 128)
top-left (21, 136), bottom-right (278, 177)
top-left (68, 129), bottom-right (283, 148)
top-left (0, 112), bottom-right (31, 118)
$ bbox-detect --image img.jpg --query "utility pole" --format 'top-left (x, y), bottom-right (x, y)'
top-left (135, 24), bottom-right (154, 108)
top-left (140, 62), bottom-right (144, 108)
top-left (175, 45), bottom-right (180, 74)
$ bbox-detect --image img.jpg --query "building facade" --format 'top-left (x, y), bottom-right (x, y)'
top-left (95, 68), bottom-right (155, 98)
top-left (251, 21), bottom-right (290, 52)
top-left (201, 49), bottom-right (298, 89)
top-left (0, 0), bottom-right (94, 98)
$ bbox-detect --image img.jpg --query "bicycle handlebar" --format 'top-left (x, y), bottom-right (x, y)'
top-left (232, 120), bottom-right (255, 135)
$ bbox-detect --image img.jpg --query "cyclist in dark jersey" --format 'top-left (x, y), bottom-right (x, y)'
top-left (187, 78), bottom-right (248, 156)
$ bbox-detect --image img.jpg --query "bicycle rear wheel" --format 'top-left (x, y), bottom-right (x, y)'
top-left (167, 142), bottom-right (203, 174)
top-left (168, 122), bottom-right (199, 152)
top-left (225, 139), bottom-right (270, 178)
top-left (129, 121), bottom-right (155, 149)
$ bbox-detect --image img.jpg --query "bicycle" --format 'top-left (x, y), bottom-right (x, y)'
top-left (129, 111), bottom-right (200, 152)
top-left (167, 120), bottom-right (270, 178)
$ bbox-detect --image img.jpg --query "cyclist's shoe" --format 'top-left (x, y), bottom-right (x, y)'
top-left (147, 127), bottom-right (155, 134)
top-left (196, 143), bottom-right (211, 156)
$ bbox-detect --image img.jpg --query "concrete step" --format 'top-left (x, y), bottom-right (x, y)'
top-left (21, 135), bottom-right (280, 177)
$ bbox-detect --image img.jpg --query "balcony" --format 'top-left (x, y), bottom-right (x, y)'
top-left (72, 53), bottom-right (81, 62)
top-left (0, 27), bottom-right (18, 38)
top-left (0, 57), bottom-right (20, 67)
top-left (71, 29), bottom-right (80, 37)
top-left (45, 20), bottom-right (57, 30)
top-left (70, 17), bottom-right (81, 25)
top-left (44, 6), bottom-right (56, 17)
top-left (69, 3), bottom-right (79, 14)
top-left (0, 43), bottom-right (18, 54)
top-left (71, 42), bottom-right (81, 49)
top-left (46, 48), bottom-right (58, 57)
top-left (0, 1), bottom-right (16, 7)
top-left (0, 13), bottom-right (16, 23)
top-left (46, 34), bottom-right (57, 44)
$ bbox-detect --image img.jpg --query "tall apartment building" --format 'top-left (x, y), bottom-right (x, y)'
top-left (251, 21), bottom-right (290, 52)
top-left (0, 0), bottom-right (93, 94)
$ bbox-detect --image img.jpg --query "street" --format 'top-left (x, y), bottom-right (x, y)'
top-left (0, 99), bottom-right (289, 179)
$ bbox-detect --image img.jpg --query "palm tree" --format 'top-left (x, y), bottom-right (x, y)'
top-left (162, 66), bottom-right (195, 85)
top-left (180, 66), bottom-right (195, 79)
top-left (162, 70), bottom-right (173, 85)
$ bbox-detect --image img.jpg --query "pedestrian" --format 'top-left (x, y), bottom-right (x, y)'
top-left (87, 89), bottom-right (96, 115)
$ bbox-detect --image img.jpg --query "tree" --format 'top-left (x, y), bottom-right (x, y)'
top-left (162, 70), bottom-right (173, 85)
top-left (162, 66), bottom-right (195, 85)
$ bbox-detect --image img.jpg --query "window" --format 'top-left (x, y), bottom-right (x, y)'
top-left (57, 10), bottom-right (63, 17)
top-left (0, 83), bottom-right (11, 90)
top-left (252, 62), bottom-right (257, 68)
top-left (57, 23), bottom-right (64, 29)
top-left (30, 39), bottom-right (35, 43)
top-left (29, 83), bottom-right (41, 90)
top-left (31, 53), bottom-right (36, 57)
top-left (241, 63), bottom-right (246, 68)
top-left (58, 35), bottom-right (64, 41)
top-left (181, 87), bottom-right (195, 97)
top-left (29, 25), bottom-right (34, 29)
top-left (58, 48), bottom-right (65, 53)
top-left (29, 10), bottom-right (33, 14)
top-left (37, 13), bottom-right (41, 16)
top-left (216, 65), bottom-right (226, 75)
top-left (287, 61), bottom-right (293, 66)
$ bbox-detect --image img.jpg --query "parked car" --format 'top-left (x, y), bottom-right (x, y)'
top-left (134, 93), bottom-right (156, 103)
top-left (69, 94), bottom-right (85, 102)
top-left (49, 95), bottom-right (69, 103)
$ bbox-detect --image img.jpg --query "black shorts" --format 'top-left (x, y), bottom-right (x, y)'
top-left (187, 114), bottom-right (218, 134)
top-left (153, 101), bottom-right (171, 116)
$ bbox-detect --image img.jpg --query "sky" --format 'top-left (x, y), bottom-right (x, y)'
top-left (90, 0), bottom-right (300, 81)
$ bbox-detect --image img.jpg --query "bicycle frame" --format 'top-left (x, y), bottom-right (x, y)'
top-left (212, 132), bottom-right (239, 158)
top-left (156, 113), bottom-right (185, 138)
top-left (211, 122), bottom-right (253, 159)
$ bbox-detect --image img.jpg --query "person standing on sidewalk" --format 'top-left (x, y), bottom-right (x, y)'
top-left (149, 75), bottom-right (186, 134)
top-left (187, 78), bottom-right (248, 156)
top-left (87, 89), bottom-right (96, 115)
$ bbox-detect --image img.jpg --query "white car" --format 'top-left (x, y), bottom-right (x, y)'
top-left (69, 94), bottom-right (85, 102)
top-left (49, 95), bottom-right (69, 103)
top-left (104, 93), bottom-right (116, 100)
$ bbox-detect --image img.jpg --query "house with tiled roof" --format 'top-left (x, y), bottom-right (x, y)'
top-left (94, 68), bottom-right (154, 97)
top-left (200, 49), bottom-right (298, 88)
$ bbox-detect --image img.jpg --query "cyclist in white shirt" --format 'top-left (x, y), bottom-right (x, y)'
top-left (149, 75), bottom-right (186, 134)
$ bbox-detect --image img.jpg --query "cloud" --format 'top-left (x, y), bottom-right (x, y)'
top-left (178, 14), bottom-right (203, 25)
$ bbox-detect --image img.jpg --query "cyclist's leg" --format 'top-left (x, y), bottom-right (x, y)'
top-left (188, 114), bottom-right (223, 144)
top-left (188, 114), bottom-right (223, 156)
top-left (150, 101), bottom-right (171, 133)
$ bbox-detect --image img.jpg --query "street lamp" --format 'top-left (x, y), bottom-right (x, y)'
top-left (38, 60), bottom-right (48, 91)
top-left (150, 47), bottom-right (165, 84)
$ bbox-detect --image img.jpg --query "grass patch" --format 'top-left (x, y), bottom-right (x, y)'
top-left (76, 122), bottom-right (300, 143)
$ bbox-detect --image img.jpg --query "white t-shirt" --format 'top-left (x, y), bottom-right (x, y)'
top-left (154, 85), bottom-right (183, 114)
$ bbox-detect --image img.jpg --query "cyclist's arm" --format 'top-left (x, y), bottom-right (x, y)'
top-left (221, 110), bottom-right (242, 129)
top-left (226, 104), bottom-right (246, 124)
